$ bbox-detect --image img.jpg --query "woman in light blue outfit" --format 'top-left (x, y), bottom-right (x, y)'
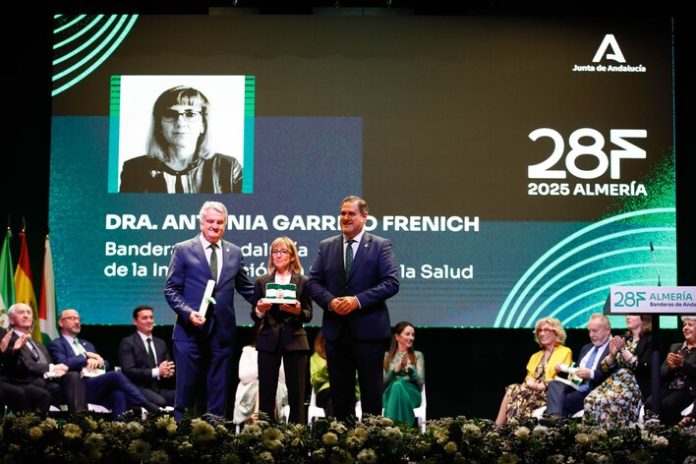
top-left (383, 321), bottom-right (424, 425)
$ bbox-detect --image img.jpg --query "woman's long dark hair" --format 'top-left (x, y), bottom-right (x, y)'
top-left (384, 321), bottom-right (416, 370)
top-left (624, 314), bottom-right (653, 339)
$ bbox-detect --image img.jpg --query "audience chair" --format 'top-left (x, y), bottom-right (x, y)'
top-left (381, 385), bottom-right (427, 432)
top-left (307, 389), bottom-right (362, 423)
top-left (414, 385), bottom-right (427, 433)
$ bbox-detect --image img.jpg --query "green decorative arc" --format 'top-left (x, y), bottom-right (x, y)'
top-left (52, 14), bottom-right (139, 97)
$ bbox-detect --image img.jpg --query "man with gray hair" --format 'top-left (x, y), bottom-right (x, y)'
top-left (165, 201), bottom-right (255, 419)
top-left (4, 303), bottom-right (85, 412)
top-left (545, 313), bottom-right (613, 417)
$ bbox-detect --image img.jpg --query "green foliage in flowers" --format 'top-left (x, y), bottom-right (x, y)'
top-left (2, 413), bottom-right (696, 464)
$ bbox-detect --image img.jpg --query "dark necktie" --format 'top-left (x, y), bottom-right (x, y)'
top-left (175, 173), bottom-right (184, 193)
top-left (345, 239), bottom-right (355, 275)
top-left (146, 337), bottom-right (157, 368)
top-left (29, 340), bottom-right (46, 363)
top-left (209, 243), bottom-right (218, 280)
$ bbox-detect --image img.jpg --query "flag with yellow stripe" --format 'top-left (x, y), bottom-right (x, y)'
top-left (14, 230), bottom-right (40, 340)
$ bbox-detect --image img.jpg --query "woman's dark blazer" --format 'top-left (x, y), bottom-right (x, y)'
top-left (632, 333), bottom-right (654, 400)
top-left (251, 272), bottom-right (312, 353)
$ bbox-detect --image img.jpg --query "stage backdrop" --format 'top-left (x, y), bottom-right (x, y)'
top-left (49, 14), bottom-right (676, 328)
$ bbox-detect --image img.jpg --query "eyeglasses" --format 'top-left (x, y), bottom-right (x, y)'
top-left (61, 316), bottom-right (80, 321)
top-left (161, 109), bottom-right (202, 123)
top-left (271, 249), bottom-right (290, 255)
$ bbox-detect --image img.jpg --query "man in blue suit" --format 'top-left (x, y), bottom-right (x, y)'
top-left (545, 313), bottom-right (613, 418)
top-left (164, 200), bottom-right (255, 419)
top-left (48, 308), bottom-right (160, 419)
top-left (308, 195), bottom-right (400, 420)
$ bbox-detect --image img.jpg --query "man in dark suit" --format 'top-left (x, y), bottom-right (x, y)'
top-left (3, 303), bottom-right (84, 413)
top-left (307, 195), bottom-right (400, 420)
top-left (2, 323), bottom-right (55, 413)
top-left (546, 313), bottom-right (613, 418)
top-left (48, 308), bottom-right (160, 419)
top-left (164, 200), bottom-right (255, 419)
top-left (118, 305), bottom-right (175, 408)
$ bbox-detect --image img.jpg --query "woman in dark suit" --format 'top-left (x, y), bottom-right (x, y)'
top-left (252, 236), bottom-right (312, 423)
top-left (650, 316), bottom-right (696, 426)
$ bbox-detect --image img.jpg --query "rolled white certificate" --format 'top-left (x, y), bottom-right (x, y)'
top-left (199, 279), bottom-right (216, 317)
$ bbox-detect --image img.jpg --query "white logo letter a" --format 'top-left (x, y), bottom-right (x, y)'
top-left (592, 34), bottom-right (626, 63)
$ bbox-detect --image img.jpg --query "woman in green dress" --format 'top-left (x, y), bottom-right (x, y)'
top-left (383, 321), bottom-right (424, 425)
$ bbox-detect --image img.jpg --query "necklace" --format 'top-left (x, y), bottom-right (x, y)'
top-left (542, 346), bottom-right (555, 363)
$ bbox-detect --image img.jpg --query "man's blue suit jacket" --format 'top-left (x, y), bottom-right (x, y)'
top-left (164, 236), bottom-right (254, 345)
top-left (308, 232), bottom-right (399, 341)
top-left (48, 336), bottom-right (105, 371)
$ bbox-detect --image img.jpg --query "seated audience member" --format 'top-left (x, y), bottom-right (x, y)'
top-left (1, 324), bottom-right (53, 413)
top-left (118, 305), bottom-right (175, 408)
top-left (584, 314), bottom-right (652, 428)
top-left (496, 317), bottom-right (572, 426)
top-left (310, 331), bottom-right (360, 418)
top-left (233, 342), bottom-right (288, 425)
top-left (48, 309), bottom-right (160, 419)
top-left (545, 313), bottom-right (612, 419)
top-left (648, 316), bottom-right (696, 426)
top-left (3, 304), bottom-right (84, 413)
top-left (310, 331), bottom-right (332, 416)
top-left (383, 321), bottom-right (425, 425)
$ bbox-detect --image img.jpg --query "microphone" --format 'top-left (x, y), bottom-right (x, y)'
top-left (649, 241), bottom-right (662, 286)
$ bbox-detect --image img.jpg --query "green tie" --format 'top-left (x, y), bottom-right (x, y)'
top-left (73, 339), bottom-right (85, 355)
top-left (209, 243), bottom-right (218, 281)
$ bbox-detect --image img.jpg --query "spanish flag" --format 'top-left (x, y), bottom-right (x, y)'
top-left (14, 230), bottom-right (41, 340)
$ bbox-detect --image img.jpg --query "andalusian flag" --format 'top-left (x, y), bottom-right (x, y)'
top-left (39, 235), bottom-right (59, 342)
top-left (14, 230), bottom-right (40, 340)
top-left (0, 228), bottom-right (15, 328)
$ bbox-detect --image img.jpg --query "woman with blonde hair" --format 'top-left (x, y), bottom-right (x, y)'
top-left (120, 85), bottom-right (243, 193)
top-left (495, 317), bottom-right (572, 426)
top-left (252, 236), bottom-right (312, 423)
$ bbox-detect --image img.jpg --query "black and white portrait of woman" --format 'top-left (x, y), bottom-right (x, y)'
top-left (117, 76), bottom-right (248, 194)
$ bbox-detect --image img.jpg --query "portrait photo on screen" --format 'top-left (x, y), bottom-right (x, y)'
top-left (114, 75), bottom-right (249, 194)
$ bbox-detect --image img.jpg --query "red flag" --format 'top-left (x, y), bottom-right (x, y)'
top-left (14, 230), bottom-right (40, 340)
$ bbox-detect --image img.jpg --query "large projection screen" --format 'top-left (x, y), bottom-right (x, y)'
top-left (49, 14), bottom-right (676, 328)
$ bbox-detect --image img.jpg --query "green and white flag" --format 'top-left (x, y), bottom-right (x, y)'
top-left (0, 228), bottom-right (16, 328)
top-left (265, 283), bottom-right (297, 304)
